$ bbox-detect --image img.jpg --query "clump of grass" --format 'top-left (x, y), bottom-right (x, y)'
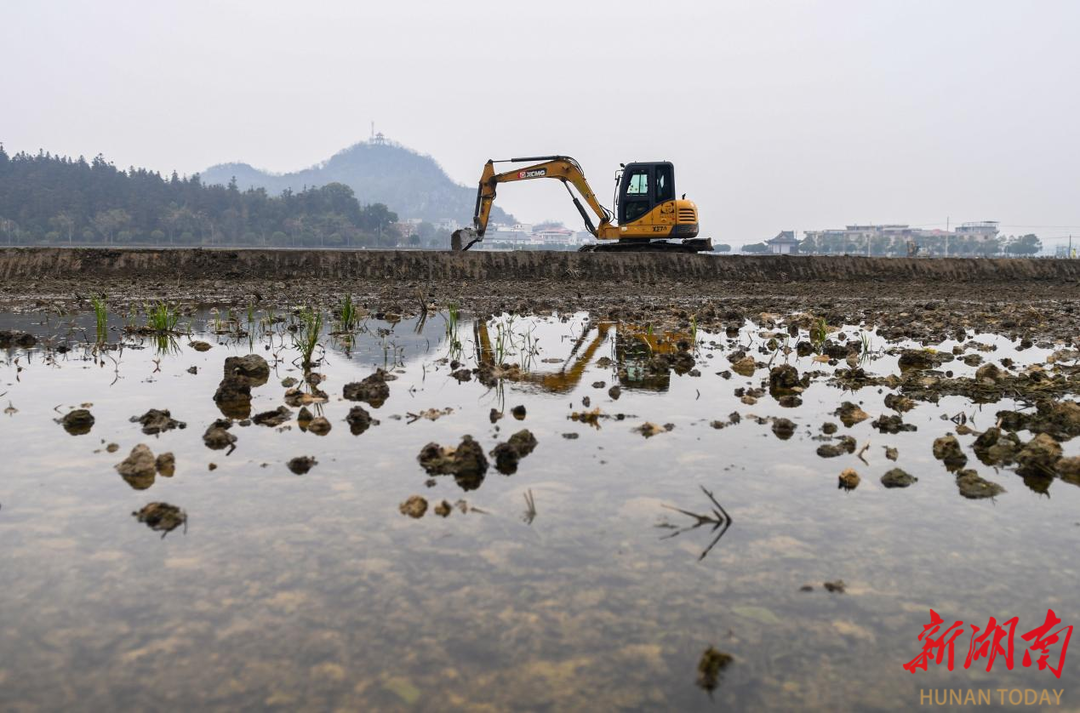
top-left (810, 317), bottom-right (829, 354)
top-left (90, 295), bottom-right (107, 344)
top-left (338, 294), bottom-right (360, 332)
top-left (145, 301), bottom-right (181, 333)
top-left (292, 307), bottom-right (324, 369)
top-left (444, 303), bottom-right (462, 354)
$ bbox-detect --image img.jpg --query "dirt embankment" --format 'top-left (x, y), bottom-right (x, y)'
top-left (2, 247), bottom-right (1080, 284)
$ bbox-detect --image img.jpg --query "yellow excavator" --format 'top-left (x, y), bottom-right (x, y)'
top-left (451, 156), bottom-right (711, 253)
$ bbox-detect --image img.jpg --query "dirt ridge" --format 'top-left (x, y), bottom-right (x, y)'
top-left (2, 247), bottom-right (1079, 284)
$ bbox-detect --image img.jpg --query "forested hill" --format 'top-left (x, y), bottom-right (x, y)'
top-left (201, 138), bottom-right (514, 225)
top-left (0, 145), bottom-right (404, 247)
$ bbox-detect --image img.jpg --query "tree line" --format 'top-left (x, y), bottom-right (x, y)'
top-left (0, 146), bottom-right (408, 248)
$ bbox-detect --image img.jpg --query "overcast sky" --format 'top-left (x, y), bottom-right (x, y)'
top-left (4, 0), bottom-right (1079, 246)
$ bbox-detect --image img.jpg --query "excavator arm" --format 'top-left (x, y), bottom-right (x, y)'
top-left (452, 156), bottom-right (615, 251)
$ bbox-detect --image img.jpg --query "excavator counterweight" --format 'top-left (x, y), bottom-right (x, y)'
top-left (451, 155), bottom-right (711, 253)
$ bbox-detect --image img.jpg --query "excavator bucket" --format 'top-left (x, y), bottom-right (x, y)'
top-left (451, 228), bottom-right (480, 252)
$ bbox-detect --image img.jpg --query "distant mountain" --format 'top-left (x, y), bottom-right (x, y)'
top-left (201, 137), bottom-right (513, 226)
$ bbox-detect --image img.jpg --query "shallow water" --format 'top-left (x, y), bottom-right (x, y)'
top-left (1, 309), bottom-right (1078, 711)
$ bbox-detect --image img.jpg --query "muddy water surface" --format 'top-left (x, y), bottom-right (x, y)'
top-left (1, 309), bottom-right (1078, 711)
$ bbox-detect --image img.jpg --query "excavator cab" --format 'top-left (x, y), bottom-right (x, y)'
top-left (617, 162), bottom-right (674, 223)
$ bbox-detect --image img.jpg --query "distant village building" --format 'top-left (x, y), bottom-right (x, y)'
top-left (767, 230), bottom-right (800, 255)
top-left (801, 221), bottom-right (999, 255)
top-left (482, 223), bottom-right (591, 250)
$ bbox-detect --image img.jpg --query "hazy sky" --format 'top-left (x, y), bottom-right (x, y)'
top-left (4, 0), bottom-right (1079, 246)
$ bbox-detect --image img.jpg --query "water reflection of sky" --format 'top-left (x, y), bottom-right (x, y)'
top-left (0, 310), bottom-right (1078, 711)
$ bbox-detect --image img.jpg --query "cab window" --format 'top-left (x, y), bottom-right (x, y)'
top-left (626, 170), bottom-right (649, 195)
top-left (655, 165), bottom-right (673, 202)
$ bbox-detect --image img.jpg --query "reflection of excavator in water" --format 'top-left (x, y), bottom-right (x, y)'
top-left (451, 156), bottom-right (712, 253)
top-left (473, 319), bottom-right (689, 393)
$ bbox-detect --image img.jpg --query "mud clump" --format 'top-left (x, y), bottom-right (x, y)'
top-left (433, 500), bottom-right (452, 517)
top-left (769, 364), bottom-right (801, 396)
top-left (287, 456), bottom-right (317, 475)
top-left (771, 418), bottom-right (796, 440)
top-left (399, 495), bottom-right (428, 519)
top-left (132, 502), bottom-right (186, 535)
top-left (1058, 457), bottom-right (1080, 485)
top-left (834, 402), bottom-right (869, 427)
top-left (511, 405), bottom-right (527, 420)
top-left (253, 405), bottom-right (292, 427)
top-left (0, 330), bottom-right (37, 349)
top-left (60, 408), bottom-right (95, 435)
top-left (824, 580), bottom-right (846, 593)
top-left (838, 468), bottom-right (860, 490)
top-left (975, 363), bottom-right (1003, 383)
top-left (932, 435), bottom-right (967, 470)
top-left (224, 354), bottom-right (270, 385)
top-left (343, 368), bottom-right (391, 408)
top-left (203, 420), bottom-right (237, 450)
top-left (648, 349), bottom-right (695, 376)
top-left (1014, 433), bottom-right (1063, 478)
top-left (871, 414), bottom-right (916, 434)
top-left (955, 469), bottom-right (1005, 499)
top-left (608, 385), bottom-right (622, 400)
top-left (213, 375), bottom-right (253, 418)
top-left (898, 349), bottom-right (953, 371)
top-left (635, 422), bottom-right (674, 438)
top-left (730, 356), bottom-right (757, 377)
top-left (155, 452), bottom-right (176, 477)
top-left (816, 436), bottom-right (857, 458)
top-left (345, 405), bottom-right (379, 435)
top-left (418, 436), bottom-right (488, 490)
top-left (881, 468), bottom-right (917, 488)
top-left (489, 429), bottom-right (538, 475)
top-left (130, 408), bottom-right (186, 435)
top-left (696, 646), bottom-right (733, 692)
top-left (116, 444), bottom-right (157, 490)
top-left (189, 340), bottom-right (212, 352)
top-left (972, 427), bottom-right (1021, 466)
top-left (307, 417), bottom-right (332, 436)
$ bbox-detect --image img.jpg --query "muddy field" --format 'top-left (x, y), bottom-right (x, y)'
top-left (2, 248), bottom-right (1079, 711)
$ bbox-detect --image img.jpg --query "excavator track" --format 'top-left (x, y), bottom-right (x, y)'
top-left (579, 238), bottom-right (713, 254)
